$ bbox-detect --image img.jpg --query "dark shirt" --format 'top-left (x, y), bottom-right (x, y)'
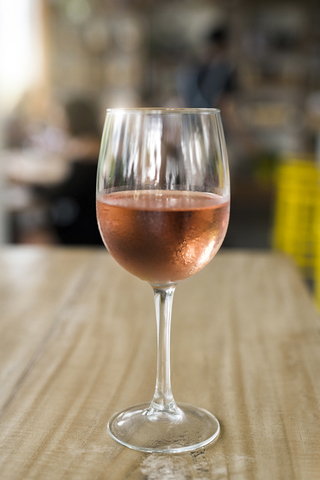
top-left (37, 160), bottom-right (103, 245)
top-left (177, 59), bottom-right (237, 108)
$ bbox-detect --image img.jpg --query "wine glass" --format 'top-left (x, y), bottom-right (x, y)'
top-left (96, 108), bottom-right (230, 453)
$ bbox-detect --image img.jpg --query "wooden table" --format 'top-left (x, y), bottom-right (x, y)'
top-left (0, 247), bottom-right (319, 479)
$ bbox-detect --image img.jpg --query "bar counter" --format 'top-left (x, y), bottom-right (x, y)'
top-left (0, 247), bottom-right (319, 479)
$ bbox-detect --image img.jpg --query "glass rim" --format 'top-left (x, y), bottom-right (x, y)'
top-left (105, 107), bottom-right (221, 115)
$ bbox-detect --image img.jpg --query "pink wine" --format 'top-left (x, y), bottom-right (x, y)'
top-left (97, 190), bottom-right (229, 285)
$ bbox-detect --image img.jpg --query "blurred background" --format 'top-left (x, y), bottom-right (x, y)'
top-left (1, 0), bottom-right (320, 300)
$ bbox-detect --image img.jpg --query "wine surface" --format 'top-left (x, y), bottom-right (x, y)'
top-left (97, 190), bottom-right (229, 284)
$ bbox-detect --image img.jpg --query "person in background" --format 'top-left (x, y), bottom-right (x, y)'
top-left (36, 96), bottom-right (103, 245)
top-left (177, 25), bottom-right (260, 167)
top-left (177, 25), bottom-right (237, 110)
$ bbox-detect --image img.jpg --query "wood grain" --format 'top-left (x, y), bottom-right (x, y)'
top-left (0, 247), bottom-right (319, 479)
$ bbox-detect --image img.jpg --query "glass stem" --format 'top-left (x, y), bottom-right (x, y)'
top-left (150, 285), bottom-right (178, 413)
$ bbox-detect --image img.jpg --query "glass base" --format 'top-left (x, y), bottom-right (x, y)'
top-left (107, 402), bottom-right (220, 453)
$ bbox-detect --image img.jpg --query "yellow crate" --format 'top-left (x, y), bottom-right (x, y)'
top-left (314, 196), bottom-right (320, 309)
top-left (273, 159), bottom-right (320, 280)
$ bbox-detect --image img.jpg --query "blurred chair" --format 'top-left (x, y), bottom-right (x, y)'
top-left (273, 158), bottom-right (320, 284)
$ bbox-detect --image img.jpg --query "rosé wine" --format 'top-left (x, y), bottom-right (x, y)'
top-left (97, 190), bottom-right (229, 285)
